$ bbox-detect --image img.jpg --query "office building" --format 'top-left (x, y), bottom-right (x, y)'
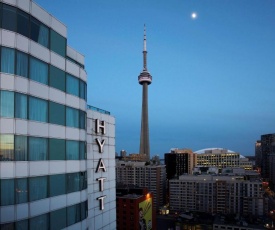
top-left (116, 161), bottom-right (166, 211)
top-left (0, 1), bottom-right (116, 229)
top-left (196, 148), bottom-right (252, 170)
top-left (169, 173), bottom-right (266, 216)
top-left (255, 140), bottom-right (262, 170)
top-left (138, 25), bottom-right (152, 161)
top-left (116, 187), bottom-right (155, 230)
top-left (165, 148), bottom-right (197, 180)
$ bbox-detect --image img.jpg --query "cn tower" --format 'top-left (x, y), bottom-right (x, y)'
top-left (138, 25), bottom-right (152, 161)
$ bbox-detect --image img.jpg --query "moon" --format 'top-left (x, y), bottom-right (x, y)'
top-left (191, 12), bottom-right (197, 19)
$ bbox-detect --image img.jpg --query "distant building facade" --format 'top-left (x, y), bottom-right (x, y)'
top-left (116, 187), bottom-right (156, 230)
top-left (116, 161), bottom-right (166, 211)
top-left (165, 148), bottom-right (197, 180)
top-left (169, 173), bottom-right (266, 216)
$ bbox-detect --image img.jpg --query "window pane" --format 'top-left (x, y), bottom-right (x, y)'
top-left (15, 178), bottom-right (28, 204)
top-left (2, 4), bottom-right (16, 32)
top-left (16, 219), bottom-right (28, 230)
top-left (49, 65), bottom-right (65, 91)
top-left (29, 96), bottom-right (48, 122)
top-left (31, 17), bottom-right (49, 48)
top-left (1, 179), bottom-right (14, 205)
top-left (49, 138), bottom-right (65, 160)
top-left (66, 107), bottom-right (79, 128)
top-left (66, 140), bottom-right (79, 160)
top-left (30, 214), bottom-right (49, 230)
top-left (80, 201), bottom-right (88, 221)
top-left (1, 47), bottom-right (15, 74)
top-left (15, 135), bottom-right (27, 161)
top-left (16, 51), bottom-right (28, 78)
top-left (0, 134), bottom-right (14, 161)
top-left (50, 29), bottom-right (66, 57)
top-left (79, 80), bottom-right (86, 100)
top-left (0, 90), bottom-right (14, 117)
top-left (15, 93), bottom-right (27, 119)
top-left (67, 204), bottom-right (81, 226)
top-left (79, 110), bottom-right (86, 129)
top-left (49, 101), bottom-right (65, 126)
top-left (50, 208), bottom-right (66, 230)
top-left (49, 174), bottom-right (65, 197)
top-left (79, 141), bottom-right (86, 160)
top-left (80, 171), bottom-right (87, 190)
top-left (17, 9), bottom-right (29, 38)
top-left (67, 172), bottom-right (80, 193)
top-left (29, 176), bottom-right (47, 202)
top-left (66, 74), bottom-right (79, 97)
top-left (0, 223), bottom-right (14, 230)
top-left (29, 137), bottom-right (48, 161)
top-left (30, 57), bottom-right (48, 84)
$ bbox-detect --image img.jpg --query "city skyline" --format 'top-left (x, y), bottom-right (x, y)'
top-left (36, 0), bottom-right (275, 157)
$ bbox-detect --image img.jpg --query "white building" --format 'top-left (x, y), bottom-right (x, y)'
top-left (0, 0), bottom-right (116, 229)
top-left (170, 174), bottom-right (266, 216)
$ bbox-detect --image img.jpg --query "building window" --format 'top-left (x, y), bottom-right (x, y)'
top-left (16, 50), bottom-right (29, 78)
top-left (15, 135), bottom-right (27, 161)
top-left (15, 178), bottom-right (28, 204)
top-left (49, 174), bottom-right (66, 197)
top-left (50, 208), bottom-right (66, 230)
top-left (17, 9), bottom-right (29, 38)
top-left (49, 138), bottom-right (65, 160)
top-left (0, 90), bottom-right (14, 117)
top-left (66, 74), bottom-right (79, 97)
top-left (30, 57), bottom-right (48, 84)
top-left (50, 29), bottom-right (66, 57)
top-left (29, 96), bottom-right (48, 122)
top-left (66, 107), bottom-right (79, 128)
top-left (15, 93), bottom-right (27, 119)
top-left (79, 141), bottom-right (86, 160)
top-left (30, 213), bottom-right (49, 230)
top-left (2, 4), bottom-right (16, 32)
top-left (66, 140), bottom-right (79, 160)
top-left (49, 65), bottom-right (65, 92)
top-left (29, 176), bottom-right (48, 202)
top-left (67, 204), bottom-right (81, 226)
top-left (49, 101), bottom-right (65, 126)
top-left (67, 173), bottom-right (80, 193)
top-left (0, 134), bottom-right (14, 161)
top-left (29, 137), bottom-right (48, 161)
top-left (0, 179), bottom-right (14, 205)
top-left (31, 16), bottom-right (49, 48)
top-left (1, 47), bottom-right (15, 74)
top-left (80, 80), bottom-right (87, 100)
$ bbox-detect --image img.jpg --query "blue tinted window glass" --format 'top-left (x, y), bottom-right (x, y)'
top-left (1, 179), bottom-right (14, 205)
top-left (50, 208), bottom-right (66, 230)
top-left (49, 101), bottom-right (65, 126)
top-left (17, 9), bottom-right (29, 38)
top-left (80, 201), bottom-right (88, 221)
top-left (66, 140), bottom-right (79, 160)
top-left (2, 4), bottom-right (16, 32)
top-left (30, 57), bottom-right (48, 84)
top-left (30, 213), bottom-right (49, 230)
top-left (16, 219), bottom-right (29, 229)
top-left (15, 135), bottom-right (27, 161)
top-left (50, 29), bottom-right (66, 57)
top-left (15, 178), bottom-right (28, 204)
top-left (79, 141), bottom-right (86, 160)
top-left (15, 93), bottom-right (27, 119)
top-left (29, 96), bottom-right (48, 122)
top-left (49, 174), bottom-right (65, 197)
top-left (67, 204), bottom-right (81, 226)
top-left (29, 176), bottom-right (47, 202)
top-left (0, 90), bottom-right (14, 117)
top-left (66, 74), bottom-right (79, 97)
top-left (79, 110), bottom-right (86, 129)
top-left (1, 47), bottom-right (15, 74)
top-left (49, 138), bottom-right (65, 160)
top-left (16, 51), bottom-right (28, 78)
top-left (0, 134), bottom-right (14, 161)
top-left (31, 17), bottom-right (49, 48)
top-left (79, 81), bottom-right (86, 100)
top-left (29, 137), bottom-right (48, 161)
top-left (66, 107), bottom-right (79, 128)
top-left (67, 172), bottom-right (80, 193)
top-left (80, 171), bottom-right (87, 190)
top-left (49, 65), bottom-right (65, 91)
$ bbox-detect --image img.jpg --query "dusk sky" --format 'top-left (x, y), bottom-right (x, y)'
top-left (36, 0), bottom-right (275, 158)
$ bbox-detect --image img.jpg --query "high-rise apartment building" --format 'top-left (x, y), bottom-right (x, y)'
top-left (169, 174), bottom-right (266, 216)
top-left (165, 148), bottom-right (197, 180)
top-left (0, 1), bottom-right (116, 229)
top-left (116, 161), bottom-right (166, 211)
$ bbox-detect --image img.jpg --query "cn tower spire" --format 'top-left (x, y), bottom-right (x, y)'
top-left (138, 25), bottom-right (152, 162)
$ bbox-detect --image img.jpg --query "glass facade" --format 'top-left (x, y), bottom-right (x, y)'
top-left (0, 46), bottom-right (87, 99)
top-left (0, 172), bottom-right (87, 206)
top-left (0, 134), bottom-right (86, 161)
